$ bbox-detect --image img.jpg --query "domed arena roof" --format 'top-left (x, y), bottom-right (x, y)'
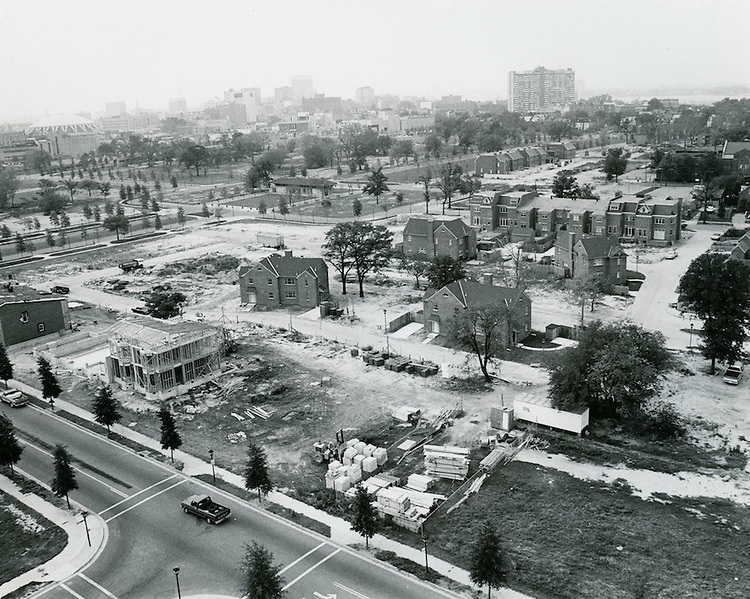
top-left (26, 114), bottom-right (97, 135)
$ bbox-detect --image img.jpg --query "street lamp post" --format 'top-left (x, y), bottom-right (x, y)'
top-left (173, 567), bottom-right (182, 599)
top-left (383, 308), bottom-right (389, 355)
top-left (421, 527), bottom-right (429, 574)
top-left (689, 322), bottom-right (694, 348)
top-left (209, 449), bottom-right (216, 483)
top-left (80, 511), bottom-right (91, 547)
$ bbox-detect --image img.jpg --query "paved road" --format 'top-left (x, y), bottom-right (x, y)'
top-left (4, 402), bottom-right (459, 599)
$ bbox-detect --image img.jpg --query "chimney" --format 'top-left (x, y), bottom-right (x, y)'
top-left (284, 250), bottom-right (293, 258)
top-left (482, 273), bottom-right (493, 286)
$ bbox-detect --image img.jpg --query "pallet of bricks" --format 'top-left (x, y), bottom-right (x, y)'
top-left (424, 445), bottom-right (470, 480)
top-left (362, 351), bottom-right (387, 367)
top-left (407, 361), bottom-right (439, 377)
top-left (325, 437), bottom-right (389, 493)
top-left (384, 356), bottom-right (410, 372)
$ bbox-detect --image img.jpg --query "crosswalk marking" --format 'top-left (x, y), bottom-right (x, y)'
top-left (59, 583), bottom-right (86, 599)
top-left (282, 549), bottom-right (341, 591)
top-left (104, 479), bottom-right (186, 523)
top-left (99, 474), bottom-right (177, 515)
top-left (78, 573), bottom-right (120, 599)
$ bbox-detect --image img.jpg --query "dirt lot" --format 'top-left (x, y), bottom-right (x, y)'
top-left (8, 216), bottom-right (750, 599)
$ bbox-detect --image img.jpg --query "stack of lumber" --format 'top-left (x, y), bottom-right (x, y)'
top-left (424, 445), bottom-right (470, 480)
top-left (375, 487), bottom-right (427, 532)
top-left (480, 447), bottom-right (510, 471)
top-left (406, 473), bottom-right (435, 492)
top-left (362, 473), bottom-right (398, 495)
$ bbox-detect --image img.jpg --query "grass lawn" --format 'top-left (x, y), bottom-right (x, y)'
top-left (424, 460), bottom-right (750, 599)
top-left (0, 491), bottom-right (67, 585)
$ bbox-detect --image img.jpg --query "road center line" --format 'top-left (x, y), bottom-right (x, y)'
top-left (104, 479), bottom-right (186, 522)
top-left (335, 581), bottom-right (371, 599)
top-left (282, 548), bottom-right (341, 591)
top-left (78, 573), bottom-right (120, 599)
top-left (20, 439), bottom-right (128, 499)
top-left (98, 474), bottom-right (177, 515)
top-left (59, 583), bottom-right (85, 599)
top-left (279, 541), bottom-right (327, 575)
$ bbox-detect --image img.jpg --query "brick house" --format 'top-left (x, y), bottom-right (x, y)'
top-left (402, 217), bottom-right (477, 261)
top-left (0, 285), bottom-right (70, 346)
top-left (572, 237), bottom-right (628, 283)
top-left (475, 153), bottom-right (500, 176)
top-left (422, 277), bottom-right (532, 344)
top-left (606, 196), bottom-right (682, 246)
top-left (237, 251), bottom-right (329, 308)
top-left (469, 191), bottom-right (538, 238)
top-left (721, 141), bottom-right (750, 178)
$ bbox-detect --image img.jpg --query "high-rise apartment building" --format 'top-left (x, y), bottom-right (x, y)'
top-left (105, 101), bottom-right (127, 117)
top-left (355, 86), bottom-right (375, 106)
top-left (169, 97), bottom-right (187, 115)
top-left (291, 76), bottom-right (314, 104)
top-left (223, 88), bottom-right (260, 122)
top-left (508, 67), bottom-right (575, 112)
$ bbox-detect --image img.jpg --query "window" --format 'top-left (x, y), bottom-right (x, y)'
top-left (408, 235), bottom-right (412, 242)
top-left (594, 258), bottom-right (604, 266)
top-left (433, 305), bottom-right (438, 312)
top-left (268, 292), bottom-right (275, 299)
top-left (38, 323), bottom-right (46, 333)
top-left (607, 225), bottom-right (619, 234)
top-left (285, 290), bottom-right (297, 299)
top-left (20, 311), bottom-right (29, 323)
top-left (655, 217), bottom-right (665, 225)
top-left (304, 279), bottom-right (309, 287)
top-left (499, 218), bottom-right (508, 227)
top-left (624, 226), bottom-right (635, 236)
top-left (247, 278), bottom-right (254, 285)
top-left (283, 277), bottom-right (295, 285)
top-left (267, 279), bottom-right (273, 285)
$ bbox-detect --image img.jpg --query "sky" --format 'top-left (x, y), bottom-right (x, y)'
top-left (1, 0), bottom-right (749, 124)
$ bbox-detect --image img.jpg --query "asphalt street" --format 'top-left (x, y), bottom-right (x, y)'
top-left (4, 401), bottom-right (460, 599)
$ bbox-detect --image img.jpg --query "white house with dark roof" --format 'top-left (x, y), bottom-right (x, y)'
top-left (402, 216), bottom-right (477, 261)
top-left (237, 250), bottom-right (329, 308)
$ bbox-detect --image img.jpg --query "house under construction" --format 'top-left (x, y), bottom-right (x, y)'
top-left (105, 318), bottom-right (223, 401)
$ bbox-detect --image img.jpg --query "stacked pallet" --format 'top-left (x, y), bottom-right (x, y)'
top-left (406, 473), bottom-right (435, 492)
top-left (385, 356), bottom-right (410, 372)
top-left (338, 438), bottom-right (388, 470)
top-left (375, 487), bottom-right (425, 532)
top-left (325, 462), bottom-right (350, 490)
top-left (362, 473), bottom-right (398, 495)
top-left (424, 445), bottom-right (470, 480)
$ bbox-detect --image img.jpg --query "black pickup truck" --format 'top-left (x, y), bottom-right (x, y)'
top-left (181, 494), bottom-right (231, 524)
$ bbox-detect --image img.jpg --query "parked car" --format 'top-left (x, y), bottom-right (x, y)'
top-left (723, 363), bottom-right (743, 385)
top-left (131, 306), bottom-right (150, 315)
top-left (51, 285), bottom-right (70, 294)
top-left (711, 233), bottom-right (722, 241)
top-left (1, 389), bottom-right (29, 408)
top-left (664, 250), bottom-right (677, 260)
top-left (181, 494), bottom-right (231, 524)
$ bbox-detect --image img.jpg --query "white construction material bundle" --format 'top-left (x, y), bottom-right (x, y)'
top-left (362, 456), bottom-right (378, 473)
top-left (406, 473), bottom-right (435, 492)
top-left (353, 454), bottom-right (365, 467)
top-left (328, 460), bottom-right (342, 471)
top-left (354, 441), bottom-right (367, 454)
top-left (346, 438), bottom-right (360, 448)
top-left (363, 443), bottom-right (377, 457)
top-left (373, 447), bottom-right (388, 465)
top-left (346, 464), bottom-right (362, 483)
top-left (376, 487), bottom-right (411, 512)
top-left (334, 476), bottom-right (351, 492)
top-left (399, 488), bottom-right (446, 510)
top-left (424, 445), bottom-right (470, 480)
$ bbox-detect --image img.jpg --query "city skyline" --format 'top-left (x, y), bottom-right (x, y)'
top-left (1, 0), bottom-right (749, 124)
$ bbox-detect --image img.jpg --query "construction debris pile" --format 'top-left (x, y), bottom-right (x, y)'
top-left (324, 438), bottom-right (389, 493)
top-left (424, 445), bottom-right (470, 480)
top-left (361, 351), bottom-right (439, 377)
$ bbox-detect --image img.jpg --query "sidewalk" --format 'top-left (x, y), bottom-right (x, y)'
top-left (5, 379), bottom-right (534, 599)
top-left (0, 472), bottom-right (106, 598)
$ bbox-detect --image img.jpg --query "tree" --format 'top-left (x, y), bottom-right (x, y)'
top-left (552, 170), bottom-right (581, 198)
top-left (424, 134), bottom-right (443, 158)
top-left (352, 198), bottom-right (362, 217)
top-left (176, 207), bottom-right (186, 228)
top-left (154, 213), bottom-right (162, 230)
top-left (323, 223), bottom-right (357, 295)
top-left (159, 406), bottom-right (182, 461)
top-left (14, 233), bottom-right (26, 255)
top-left (244, 443), bottom-right (273, 502)
top-left (1, 224), bottom-right (11, 238)
top-left (678, 253), bottom-right (750, 373)
top-left (437, 163), bottom-right (463, 214)
top-left (92, 385), bottom-right (121, 433)
top-left (102, 213), bottom-right (129, 240)
top-left (51, 444), bottom-right (78, 508)
top-left (37, 356), bottom-right (62, 409)
top-left (62, 179), bottom-right (78, 204)
top-left (0, 343), bottom-right (13, 386)
top-left (244, 160), bottom-right (275, 192)
top-left (179, 144), bottom-right (210, 176)
top-left (350, 486), bottom-right (379, 548)
top-left (449, 304), bottom-right (510, 382)
top-left (201, 203), bottom-right (211, 218)
top-left (417, 173), bottom-right (433, 214)
top-left (348, 223), bottom-right (393, 298)
top-left (257, 200), bottom-right (267, 215)
top-left (144, 289), bottom-right (188, 319)
top-left (0, 168), bottom-right (19, 210)
top-left (401, 257), bottom-right (430, 289)
top-left (362, 166), bottom-right (389, 205)
top-left (0, 414), bottom-right (23, 476)
top-left (99, 181), bottom-right (111, 202)
top-left (278, 197), bottom-right (289, 216)
top-left (469, 521), bottom-right (505, 598)
top-left (427, 255), bottom-right (467, 289)
top-left (603, 147), bottom-right (628, 182)
top-left (239, 542), bottom-right (285, 599)
top-left (548, 321), bottom-right (672, 419)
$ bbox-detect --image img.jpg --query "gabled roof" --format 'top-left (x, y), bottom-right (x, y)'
top-left (507, 150), bottom-right (524, 160)
top-left (574, 236), bottom-right (627, 258)
top-left (239, 255), bottom-right (327, 280)
top-left (562, 142), bottom-right (576, 151)
top-left (423, 279), bottom-right (527, 309)
top-left (404, 217), bottom-right (472, 239)
top-left (722, 141), bottom-right (750, 156)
